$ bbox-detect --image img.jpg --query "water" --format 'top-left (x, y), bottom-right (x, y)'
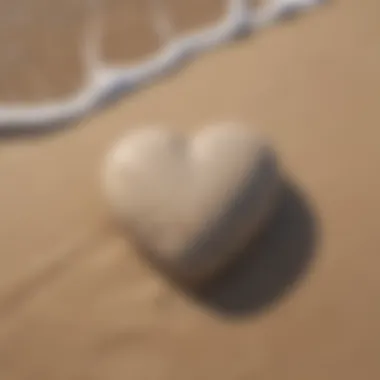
top-left (0, 0), bottom-right (323, 132)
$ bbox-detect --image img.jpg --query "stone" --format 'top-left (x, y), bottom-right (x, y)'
top-left (102, 122), bottom-right (281, 286)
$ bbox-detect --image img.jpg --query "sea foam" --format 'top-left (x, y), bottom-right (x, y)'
top-left (0, 0), bottom-right (323, 132)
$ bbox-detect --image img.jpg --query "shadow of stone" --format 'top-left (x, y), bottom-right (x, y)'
top-left (185, 180), bottom-right (319, 318)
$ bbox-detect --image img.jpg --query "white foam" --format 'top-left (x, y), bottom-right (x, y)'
top-left (0, 0), bottom-right (323, 132)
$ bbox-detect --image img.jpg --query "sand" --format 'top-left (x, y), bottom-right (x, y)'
top-left (0, 0), bottom-right (380, 379)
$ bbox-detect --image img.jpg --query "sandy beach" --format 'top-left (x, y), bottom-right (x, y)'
top-left (1, 0), bottom-right (380, 379)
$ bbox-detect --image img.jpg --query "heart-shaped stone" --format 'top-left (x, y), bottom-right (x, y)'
top-left (103, 122), bottom-right (281, 285)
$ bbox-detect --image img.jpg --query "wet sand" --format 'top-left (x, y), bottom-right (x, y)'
top-left (1, 0), bottom-right (380, 379)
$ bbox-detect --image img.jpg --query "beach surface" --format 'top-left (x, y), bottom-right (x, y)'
top-left (1, 0), bottom-right (380, 379)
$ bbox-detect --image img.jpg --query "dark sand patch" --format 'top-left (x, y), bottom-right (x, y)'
top-left (0, 0), bottom-right (88, 102)
top-left (164, 0), bottom-right (227, 36)
top-left (101, 0), bottom-right (162, 63)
